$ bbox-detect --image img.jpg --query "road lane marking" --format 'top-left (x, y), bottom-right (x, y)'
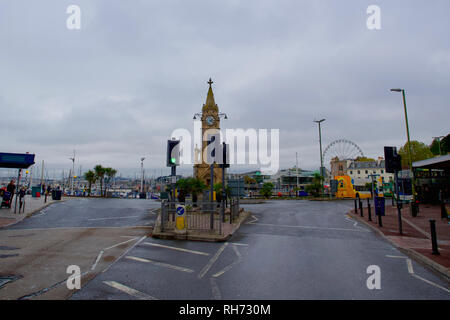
top-left (406, 259), bottom-right (414, 274)
top-left (91, 250), bottom-right (104, 271)
top-left (232, 244), bottom-right (242, 259)
top-left (125, 256), bottom-right (194, 273)
top-left (142, 242), bottom-right (210, 256)
top-left (103, 237), bottom-right (138, 251)
top-left (198, 243), bottom-right (228, 279)
top-left (103, 281), bottom-right (157, 300)
top-left (245, 215), bottom-right (259, 224)
top-left (88, 216), bottom-right (139, 221)
top-left (386, 255), bottom-right (408, 259)
top-left (210, 277), bottom-right (222, 300)
top-left (229, 242), bottom-right (249, 246)
top-left (411, 274), bottom-right (450, 293)
top-left (247, 222), bottom-right (369, 232)
top-left (102, 236), bottom-right (147, 273)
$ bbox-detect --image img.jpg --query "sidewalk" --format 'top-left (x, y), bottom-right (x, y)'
top-left (0, 195), bottom-right (64, 228)
top-left (349, 202), bottom-right (450, 280)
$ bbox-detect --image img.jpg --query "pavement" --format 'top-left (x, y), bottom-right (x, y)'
top-left (349, 201), bottom-right (450, 280)
top-left (71, 200), bottom-right (450, 300)
top-left (0, 195), bottom-right (62, 228)
top-left (0, 198), bottom-right (158, 299)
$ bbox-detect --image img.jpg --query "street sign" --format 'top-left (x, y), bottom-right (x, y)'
top-left (175, 205), bottom-right (186, 230)
top-left (374, 197), bottom-right (385, 216)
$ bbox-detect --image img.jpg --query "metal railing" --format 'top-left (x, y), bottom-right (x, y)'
top-left (159, 199), bottom-right (240, 234)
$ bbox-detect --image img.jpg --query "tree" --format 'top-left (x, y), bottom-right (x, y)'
top-left (355, 156), bottom-right (376, 162)
top-left (398, 141), bottom-right (434, 168)
top-left (260, 182), bottom-right (274, 198)
top-left (189, 178), bottom-right (206, 205)
top-left (176, 178), bottom-right (192, 203)
top-left (84, 170), bottom-right (96, 196)
top-left (305, 173), bottom-right (323, 197)
top-left (244, 175), bottom-right (257, 184)
top-left (94, 165), bottom-right (106, 197)
top-left (104, 167), bottom-right (117, 197)
top-left (430, 134), bottom-right (450, 155)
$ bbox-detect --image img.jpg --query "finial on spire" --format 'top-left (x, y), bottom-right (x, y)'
top-left (207, 78), bottom-right (213, 87)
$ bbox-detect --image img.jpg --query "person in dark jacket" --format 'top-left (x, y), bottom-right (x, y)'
top-left (7, 180), bottom-right (16, 208)
top-left (19, 187), bottom-right (26, 213)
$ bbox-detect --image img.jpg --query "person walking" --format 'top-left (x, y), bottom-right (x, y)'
top-left (45, 184), bottom-right (52, 203)
top-left (7, 180), bottom-right (16, 208)
top-left (19, 186), bottom-right (26, 213)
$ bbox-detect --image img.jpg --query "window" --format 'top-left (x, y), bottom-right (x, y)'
top-left (357, 170), bottom-right (360, 174)
top-left (381, 170), bottom-right (384, 174)
top-left (365, 170), bottom-right (368, 174)
top-left (350, 171), bottom-right (353, 174)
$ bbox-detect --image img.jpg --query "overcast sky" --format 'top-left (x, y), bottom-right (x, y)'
top-left (0, 0), bottom-right (449, 178)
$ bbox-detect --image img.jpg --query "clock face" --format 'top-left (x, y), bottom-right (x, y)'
top-left (206, 116), bottom-right (215, 126)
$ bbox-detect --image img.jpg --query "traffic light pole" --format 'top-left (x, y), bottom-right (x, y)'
top-left (395, 170), bottom-right (403, 235)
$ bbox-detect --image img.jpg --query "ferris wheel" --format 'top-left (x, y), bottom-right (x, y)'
top-left (323, 139), bottom-right (364, 168)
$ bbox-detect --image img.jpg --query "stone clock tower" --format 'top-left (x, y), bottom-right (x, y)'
top-left (193, 78), bottom-right (224, 187)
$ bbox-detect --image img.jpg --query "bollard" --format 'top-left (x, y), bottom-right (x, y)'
top-left (391, 196), bottom-right (394, 206)
top-left (441, 202), bottom-right (448, 220)
top-left (368, 202), bottom-right (372, 222)
top-left (429, 220), bottom-right (440, 255)
top-left (378, 212), bottom-right (382, 227)
top-left (359, 200), bottom-right (363, 217)
top-left (354, 199), bottom-right (357, 214)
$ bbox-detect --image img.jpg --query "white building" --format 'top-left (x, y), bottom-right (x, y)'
top-left (347, 158), bottom-right (394, 187)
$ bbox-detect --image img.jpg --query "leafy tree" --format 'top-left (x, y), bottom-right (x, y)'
top-left (189, 178), bottom-right (206, 205)
top-left (398, 141), bottom-right (434, 168)
top-left (244, 175), bottom-right (257, 184)
top-left (84, 170), bottom-right (96, 196)
top-left (430, 134), bottom-right (450, 155)
top-left (260, 182), bottom-right (274, 198)
top-left (94, 165), bottom-right (106, 197)
top-left (355, 156), bottom-right (376, 162)
top-left (305, 173), bottom-right (323, 197)
top-left (176, 178), bottom-right (192, 203)
top-left (213, 183), bottom-right (232, 203)
top-left (104, 167), bottom-right (117, 197)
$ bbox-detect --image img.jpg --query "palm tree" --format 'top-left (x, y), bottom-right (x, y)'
top-left (189, 178), bottom-right (206, 206)
top-left (94, 165), bottom-right (106, 197)
top-left (84, 170), bottom-right (96, 196)
top-left (104, 167), bottom-right (117, 197)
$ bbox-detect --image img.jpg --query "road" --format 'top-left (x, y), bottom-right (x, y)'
top-left (70, 200), bottom-right (450, 300)
top-left (0, 198), bottom-right (158, 299)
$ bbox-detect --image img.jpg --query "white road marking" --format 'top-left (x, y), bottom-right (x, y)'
top-left (210, 277), bottom-right (222, 300)
top-left (88, 216), bottom-right (139, 221)
top-left (103, 237), bottom-right (138, 251)
top-left (91, 250), bottom-right (104, 271)
top-left (125, 256), bottom-right (194, 273)
top-left (232, 244), bottom-right (242, 259)
top-left (212, 244), bottom-right (243, 278)
top-left (386, 255), bottom-right (408, 259)
top-left (246, 215), bottom-right (259, 224)
top-left (411, 274), bottom-right (450, 293)
top-left (406, 259), bottom-right (414, 274)
top-left (229, 242), bottom-right (249, 246)
top-left (247, 222), bottom-right (369, 232)
top-left (142, 242), bottom-right (210, 256)
top-left (198, 243), bottom-right (228, 279)
top-left (103, 281), bottom-right (157, 300)
top-left (102, 236), bottom-right (147, 273)
top-left (9, 226), bottom-right (151, 231)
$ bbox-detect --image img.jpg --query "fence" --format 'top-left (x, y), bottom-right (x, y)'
top-left (159, 199), bottom-right (241, 234)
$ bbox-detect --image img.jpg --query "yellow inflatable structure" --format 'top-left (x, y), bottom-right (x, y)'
top-left (334, 175), bottom-right (371, 199)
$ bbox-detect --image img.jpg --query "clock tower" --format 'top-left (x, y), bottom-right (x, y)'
top-left (194, 78), bottom-right (224, 187)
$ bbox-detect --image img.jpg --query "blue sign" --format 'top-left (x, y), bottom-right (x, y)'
top-left (374, 197), bottom-right (385, 216)
top-left (176, 206), bottom-right (185, 216)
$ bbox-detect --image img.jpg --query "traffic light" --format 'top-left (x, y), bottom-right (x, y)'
top-left (167, 140), bottom-right (180, 167)
top-left (384, 146), bottom-right (402, 173)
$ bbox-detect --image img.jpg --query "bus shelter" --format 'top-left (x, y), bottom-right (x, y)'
top-left (0, 152), bottom-right (36, 213)
top-left (413, 154), bottom-right (450, 204)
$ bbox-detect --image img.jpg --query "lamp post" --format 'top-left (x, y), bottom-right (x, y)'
top-left (314, 119), bottom-right (325, 196)
top-left (140, 157), bottom-right (145, 194)
top-left (390, 89), bottom-right (416, 215)
top-left (69, 150), bottom-right (75, 195)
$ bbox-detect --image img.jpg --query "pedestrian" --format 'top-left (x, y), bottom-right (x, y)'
top-left (45, 184), bottom-right (52, 203)
top-left (7, 180), bottom-right (16, 208)
top-left (19, 186), bottom-right (26, 213)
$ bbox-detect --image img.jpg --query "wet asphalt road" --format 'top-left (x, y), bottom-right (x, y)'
top-left (7, 198), bottom-right (159, 230)
top-left (71, 200), bottom-right (450, 300)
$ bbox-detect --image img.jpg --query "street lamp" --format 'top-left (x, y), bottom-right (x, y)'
top-left (140, 157), bottom-right (145, 194)
top-left (314, 119), bottom-right (325, 196)
top-left (69, 150), bottom-right (75, 195)
top-left (390, 88), bottom-right (417, 215)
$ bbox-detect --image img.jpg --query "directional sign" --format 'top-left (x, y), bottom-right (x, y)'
top-left (175, 205), bottom-right (186, 230)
